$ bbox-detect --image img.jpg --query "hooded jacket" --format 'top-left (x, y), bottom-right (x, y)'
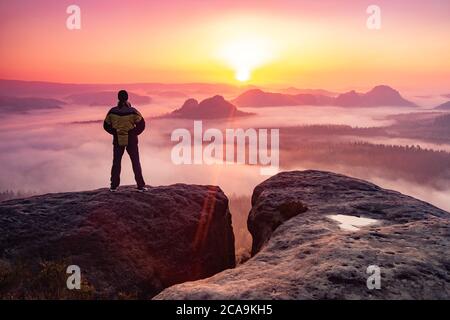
top-left (103, 104), bottom-right (145, 146)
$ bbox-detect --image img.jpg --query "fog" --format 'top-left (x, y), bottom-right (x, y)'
top-left (1, 99), bottom-right (449, 209)
top-left (2, 95), bottom-right (450, 255)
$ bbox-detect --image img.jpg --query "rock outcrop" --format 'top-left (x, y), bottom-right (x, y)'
top-left (0, 185), bottom-right (235, 299)
top-left (163, 95), bottom-right (253, 119)
top-left (156, 170), bottom-right (450, 299)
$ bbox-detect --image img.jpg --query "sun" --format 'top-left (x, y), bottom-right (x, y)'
top-left (235, 68), bottom-right (250, 82)
top-left (219, 37), bottom-right (272, 82)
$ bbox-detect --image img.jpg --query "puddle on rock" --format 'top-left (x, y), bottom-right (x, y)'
top-left (327, 214), bottom-right (380, 231)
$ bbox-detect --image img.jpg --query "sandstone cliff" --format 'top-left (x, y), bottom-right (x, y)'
top-left (156, 171), bottom-right (450, 299)
top-left (0, 185), bottom-right (235, 299)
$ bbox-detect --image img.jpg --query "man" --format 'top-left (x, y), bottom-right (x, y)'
top-left (103, 90), bottom-right (147, 192)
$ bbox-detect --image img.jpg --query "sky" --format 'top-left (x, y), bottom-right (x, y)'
top-left (0, 0), bottom-right (449, 91)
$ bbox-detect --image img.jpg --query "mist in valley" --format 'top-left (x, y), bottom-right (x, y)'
top-left (1, 87), bottom-right (449, 256)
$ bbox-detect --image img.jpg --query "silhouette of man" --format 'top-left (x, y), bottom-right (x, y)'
top-left (103, 90), bottom-right (147, 192)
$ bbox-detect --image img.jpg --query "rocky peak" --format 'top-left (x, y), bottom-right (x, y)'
top-left (0, 184), bottom-right (235, 299)
top-left (156, 170), bottom-right (450, 299)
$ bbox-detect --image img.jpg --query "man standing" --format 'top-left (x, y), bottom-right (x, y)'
top-left (103, 90), bottom-right (147, 192)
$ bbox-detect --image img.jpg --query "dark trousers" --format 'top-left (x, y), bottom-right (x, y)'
top-left (111, 143), bottom-right (146, 189)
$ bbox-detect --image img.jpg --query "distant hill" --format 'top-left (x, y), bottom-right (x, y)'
top-left (66, 91), bottom-right (151, 106)
top-left (281, 87), bottom-right (338, 97)
top-left (0, 79), bottom-right (102, 97)
top-left (434, 100), bottom-right (450, 110)
top-left (333, 90), bottom-right (363, 107)
top-left (232, 89), bottom-right (334, 107)
top-left (335, 85), bottom-right (416, 107)
top-left (233, 85), bottom-right (417, 108)
top-left (163, 95), bottom-right (254, 119)
top-left (232, 89), bottom-right (299, 107)
top-left (0, 96), bottom-right (65, 113)
top-left (148, 91), bottom-right (187, 98)
top-left (0, 79), bottom-right (258, 97)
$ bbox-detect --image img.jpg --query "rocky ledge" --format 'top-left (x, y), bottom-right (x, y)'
top-left (156, 170), bottom-right (450, 299)
top-left (0, 185), bottom-right (235, 299)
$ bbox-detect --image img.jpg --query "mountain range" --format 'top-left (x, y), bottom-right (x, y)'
top-left (232, 85), bottom-right (417, 108)
top-left (0, 79), bottom-right (256, 98)
top-left (0, 80), bottom-right (426, 113)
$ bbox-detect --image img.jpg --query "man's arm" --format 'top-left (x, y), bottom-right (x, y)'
top-left (130, 111), bottom-right (145, 135)
top-left (103, 113), bottom-right (115, 135)
top-left (132, 117), bottom-right (145, 135)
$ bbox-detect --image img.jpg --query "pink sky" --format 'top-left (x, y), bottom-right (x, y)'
top-left (0, 0), bottom-right (449, 91)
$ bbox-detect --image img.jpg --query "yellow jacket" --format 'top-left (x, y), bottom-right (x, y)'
top-left (103, 105), bottom-right (145, 146)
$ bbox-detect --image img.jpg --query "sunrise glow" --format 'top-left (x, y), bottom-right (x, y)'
top-left (0, 0), bottom-right (449, 91)
top-left (1, 0), bottom-right (450, 303)
top-left (218, 37), bottom-right (273, 82)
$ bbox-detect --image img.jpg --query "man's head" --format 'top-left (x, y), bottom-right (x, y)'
top-left (118, 90), bottom-right (128, 102)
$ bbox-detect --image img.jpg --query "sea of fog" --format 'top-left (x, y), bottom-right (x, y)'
top-left (1, 98), bottom-right (449, 213)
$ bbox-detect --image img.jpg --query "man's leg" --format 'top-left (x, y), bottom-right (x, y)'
top-left (111, 145), bottom-right (125, 189)
top-left (126, 143), bottom-right (146, 188)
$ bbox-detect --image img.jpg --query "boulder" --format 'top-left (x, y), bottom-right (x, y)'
top-left (156, 170), bottom-right (450, 299)
top-left (0, 184), bottom-right (235, 299)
